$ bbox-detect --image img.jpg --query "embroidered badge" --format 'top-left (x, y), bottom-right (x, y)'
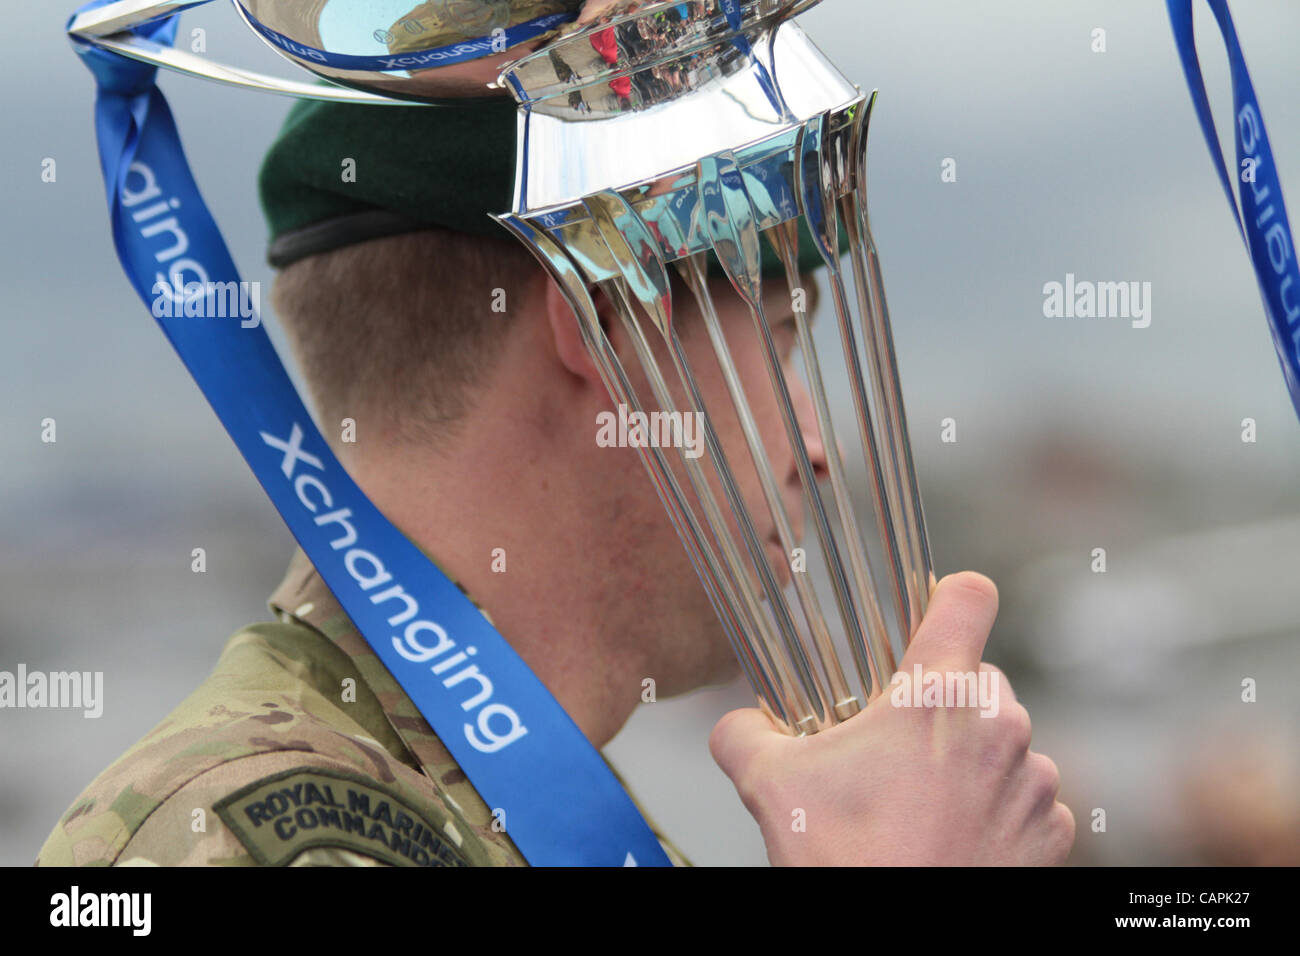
top-left (214, 767), bottom-right (470, 867)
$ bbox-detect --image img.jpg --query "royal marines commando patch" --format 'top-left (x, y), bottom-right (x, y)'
top-left (214, 767), bottom-right (470, 868)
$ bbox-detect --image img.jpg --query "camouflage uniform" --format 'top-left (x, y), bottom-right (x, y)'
top-left (37, 549), bottom-right (689, 867)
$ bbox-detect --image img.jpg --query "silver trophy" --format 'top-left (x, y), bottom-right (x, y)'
top-left (70, 0), bottom-right (936, 735)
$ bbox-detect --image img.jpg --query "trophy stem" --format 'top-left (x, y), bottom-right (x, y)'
top-left (582, 190), bottom-right (839, 732)
top-left (677, 252), bottom-right (862, 720)
top-left (600, 276), bottom-right (826, 734)
top-left (770, 219), bottom-right (893, 702)
top-left (688, 153), bottom-right (868, 718)
top-left (795, 117), bottom-right (909, 674)
top-left (494, 213), bottom-right (794, 728)
top-left (844, 94), bottom-right (936, 639)
top-left (819, 265), bottom-right (908, 680)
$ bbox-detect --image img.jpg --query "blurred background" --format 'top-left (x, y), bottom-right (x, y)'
top-left (3, 0), bottom-right (1300, 866)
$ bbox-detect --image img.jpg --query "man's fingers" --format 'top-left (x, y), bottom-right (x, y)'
top-left (899, 571), bottom-right (1000, 675)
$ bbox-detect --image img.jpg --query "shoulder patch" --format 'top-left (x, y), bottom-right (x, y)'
top-left (213, 767), bottom-right (470, 867)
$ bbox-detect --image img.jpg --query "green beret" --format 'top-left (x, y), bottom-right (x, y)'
top-left (258, 96), bottom-right (847, 278)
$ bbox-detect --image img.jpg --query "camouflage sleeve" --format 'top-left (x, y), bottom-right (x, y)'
top-left (36, 615), bottom-right (520, 867)
top-left (39, 748), bottom-right (487, 867)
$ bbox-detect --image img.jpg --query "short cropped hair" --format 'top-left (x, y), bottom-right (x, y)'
top-left (270, 227), bottom-right (543, 447)
top-left (271, 227), bottom-right (815, 452)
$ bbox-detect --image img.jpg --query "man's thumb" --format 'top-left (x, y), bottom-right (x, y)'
top-left (898, 570), bottom-right (1000, 675)
top-left (709, 707), bottom-right (782, 782)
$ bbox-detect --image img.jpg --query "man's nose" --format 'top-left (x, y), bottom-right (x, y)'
top-left (787, 372), bottom-right (831, 484)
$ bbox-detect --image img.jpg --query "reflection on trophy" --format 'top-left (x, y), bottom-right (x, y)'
top-left (70, 0), bottom-right (936, 736)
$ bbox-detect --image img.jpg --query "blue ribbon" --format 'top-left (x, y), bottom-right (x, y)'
top-left (1168, 0), bottom-right (1300, 420)
top-left (67, 0), bottom-right (669, 868)
top-left (717, 0), bottom-right (780, 114)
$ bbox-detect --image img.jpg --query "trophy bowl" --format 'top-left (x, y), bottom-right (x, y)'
top-left (230, 0), bottom-right (584, 100)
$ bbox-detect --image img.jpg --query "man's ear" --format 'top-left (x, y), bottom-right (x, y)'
top-left (543, 274), bottom-right (607, 385)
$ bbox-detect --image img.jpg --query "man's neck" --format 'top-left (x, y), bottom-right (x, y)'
top-left (348, 441), bottom-right (646, 750)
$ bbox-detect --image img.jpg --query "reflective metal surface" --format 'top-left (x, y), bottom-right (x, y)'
top-left (67, 0), bottom-right (583, 103)
top-left (506, 14), bottom-right (855, 213)
top-left (68, 0), bottom-right (411, 103)
top-left (502, 0), bottom-right (817, 113)
top-left (496, 6), bottom-right (937, 734)
top-left (232, 0), bottom-right (582, 100)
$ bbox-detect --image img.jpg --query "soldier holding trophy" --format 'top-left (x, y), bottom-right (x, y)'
top-left (39, 0), bottom-right (1073, 866)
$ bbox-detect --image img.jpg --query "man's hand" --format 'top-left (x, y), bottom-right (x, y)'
top-left (709, 572), bottom-right (1075, 865)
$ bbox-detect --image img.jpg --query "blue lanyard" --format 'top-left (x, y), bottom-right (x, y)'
top-left (67, 0), bottom-right (670, 868)
top-left (1168, 0), bottom-right (1300, 420)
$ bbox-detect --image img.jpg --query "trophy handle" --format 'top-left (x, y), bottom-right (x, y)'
top-left (68, 0), bottom-right (411, 105)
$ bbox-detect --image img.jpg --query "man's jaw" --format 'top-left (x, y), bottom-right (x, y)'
top-left (766, 533), bottom-right (791, 589)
